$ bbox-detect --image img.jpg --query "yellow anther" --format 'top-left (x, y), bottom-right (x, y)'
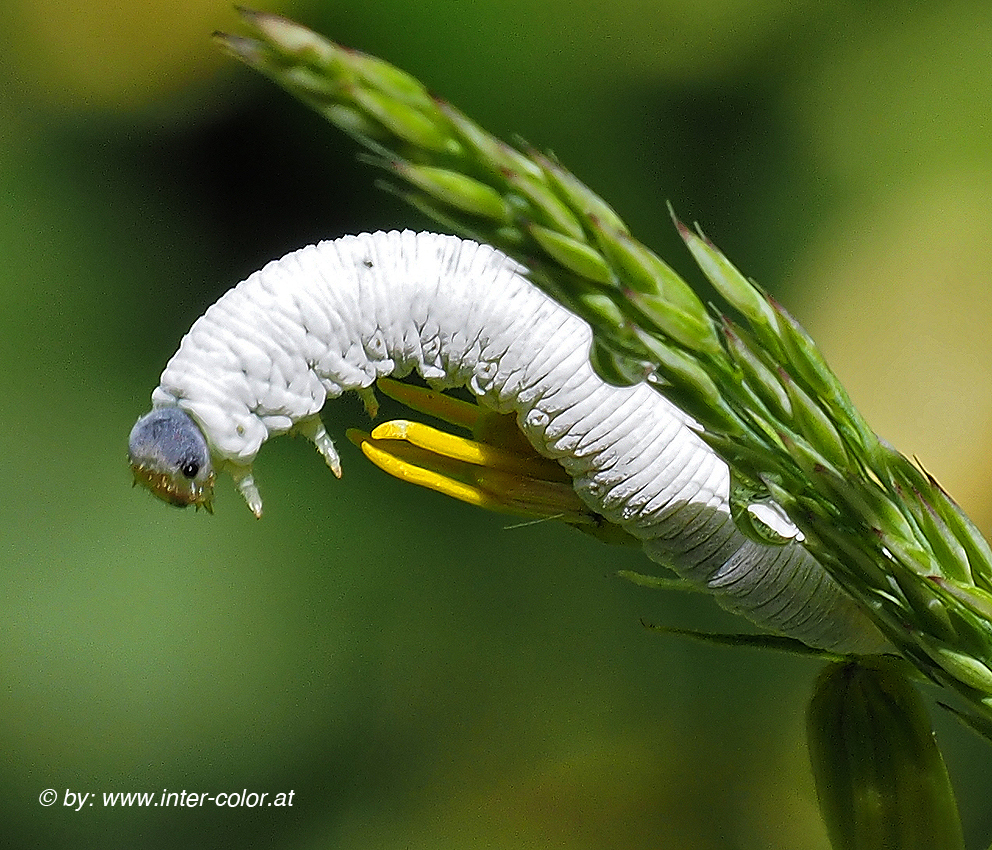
top-left (349, 428), bottom-right (497, 510)
top-left (356, 379), bottom-right (630, 535)
top-left (347, 425), bottom-right (595, 524)
top-left (470, 465), bottom-right (594, 520)
top-left (375, 376), bottom-right (557, 464)
top-left (376, 376), bottom-right (479, 429)
top-left (369, 419), bottom-right (552, 479)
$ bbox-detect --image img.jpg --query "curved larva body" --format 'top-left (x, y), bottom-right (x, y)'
top-left (147, 230), bottom-right (887, 654)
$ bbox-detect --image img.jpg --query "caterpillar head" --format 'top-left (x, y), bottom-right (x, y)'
top-left (128, 407), bottom-right (216, 512)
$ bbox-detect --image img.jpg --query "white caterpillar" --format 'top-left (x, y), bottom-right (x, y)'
top-left (129, 230), bottom-right (888, 654)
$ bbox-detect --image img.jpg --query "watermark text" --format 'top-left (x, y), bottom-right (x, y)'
top-left (39, 788), bottom-right (294, 810)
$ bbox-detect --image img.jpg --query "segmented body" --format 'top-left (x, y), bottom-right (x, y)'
top-left (147, 230), bottom-right (887, 653)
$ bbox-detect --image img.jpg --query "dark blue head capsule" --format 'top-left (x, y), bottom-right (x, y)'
top-left (128, 407), bottom-right (215, 511)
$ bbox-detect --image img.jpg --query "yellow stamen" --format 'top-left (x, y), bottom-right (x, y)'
top-left (348, 428), bottom-right (504, 511)
top-left (369, 419), bottom-right (551, 479)
top-left (357, 380), bottom-right (632, 539)
top-left (376, 376), bottom-right (480, 429)
top-left (347, 426), bottom-right (594, 524)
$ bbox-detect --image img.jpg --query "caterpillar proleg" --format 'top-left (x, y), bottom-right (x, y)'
top-left (129, 230), bottom-right (889, 654)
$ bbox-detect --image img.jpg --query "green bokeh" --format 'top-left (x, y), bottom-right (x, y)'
top-left (3, 1), bottom-right (992, 848)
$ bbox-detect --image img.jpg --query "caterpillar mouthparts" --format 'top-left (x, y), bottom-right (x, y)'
top-left (129, 406), bottom-right (215, 511)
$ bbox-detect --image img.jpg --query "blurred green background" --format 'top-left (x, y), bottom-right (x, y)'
top-left (3, 1), bottom-right (992, 847)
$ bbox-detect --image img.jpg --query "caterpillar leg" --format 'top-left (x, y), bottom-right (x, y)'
top-left (228, 464), bottom-right (264, 518)
top-left (357, 386), bottom-right (379, 419)
top-left (294, 414), bottom-right (343, 478)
